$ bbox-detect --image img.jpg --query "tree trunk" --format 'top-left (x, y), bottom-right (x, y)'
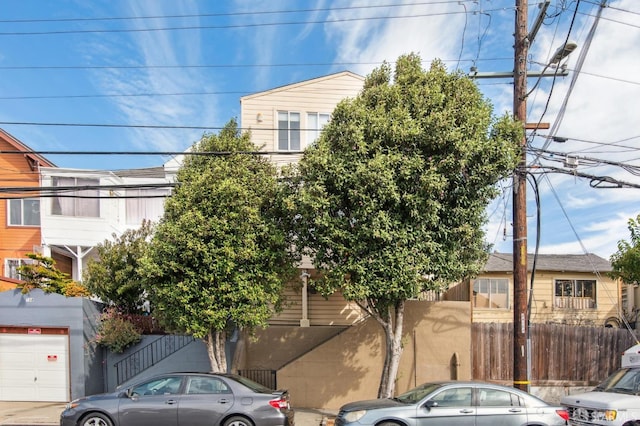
top-left (376, 299), bottom-right (405, 398)
top-left (205, 329), bottom-right (227, 372)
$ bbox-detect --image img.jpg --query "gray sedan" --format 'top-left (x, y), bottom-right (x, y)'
top-left (60, 372), bottom-right (294, 426)
top-left (335, 381), bottom-right (568, 426)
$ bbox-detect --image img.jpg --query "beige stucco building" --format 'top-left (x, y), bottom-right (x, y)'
top-left (456, 253), bottom-right (621, 327)
top-left (240, 70), bottom-right (365, 168)
top-left (231, 71), bottom-right (630, 409)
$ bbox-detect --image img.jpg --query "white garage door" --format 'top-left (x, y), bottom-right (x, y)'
top-left (0, 330), bottom-right (69, 402)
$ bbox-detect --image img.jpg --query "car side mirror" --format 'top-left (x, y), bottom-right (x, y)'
top-left (425, 400), bottom-right (439, 408)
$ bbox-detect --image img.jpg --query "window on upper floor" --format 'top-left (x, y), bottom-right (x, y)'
top-left (126, 188), bottom-right (170, 225)
top-left (8, 198), bottom-right (40, 226)
top-left (473, 278), bottom-right (509, 309)
top-left (555, 279), bottom-right (596, 309)
top-left (5, 258), bottom-right (34, 280)
top-left (278, 111), bottom-right (300, 151)
top-left (307, 112), bottom-right (330, 145)
top-left (51, 177), bottom-right (100, 217)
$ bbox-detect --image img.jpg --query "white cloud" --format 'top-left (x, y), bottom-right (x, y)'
top-left (326, 0), bottom-right (469, 75)
top-left (79, 1), bottom-right (221, 155)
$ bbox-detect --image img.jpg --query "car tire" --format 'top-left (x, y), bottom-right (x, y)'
top-left (377, 422), bottom-right (402, 426)
top-left (80, 412), bottom-right (114, 426)
top-left (223, 415), bottom-right (253, 426)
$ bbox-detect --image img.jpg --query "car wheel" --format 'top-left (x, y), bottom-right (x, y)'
top-left (80, 412), bottom-right (113, 426)
top-left (377, 422), bottom-right (402, 426)
top-left (223, 415), bottom-right (253, 426)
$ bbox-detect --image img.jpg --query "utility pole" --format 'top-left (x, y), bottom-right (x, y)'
top-left (471, 0), bottom-right (575, 392)
top-left (513, 0), bottom-right (529, 392)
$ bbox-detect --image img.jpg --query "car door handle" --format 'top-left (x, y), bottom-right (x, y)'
top-left (218, 399), bottom-right (230, 404)
top-left (459, 409), bottom-right (474, 414)
top-left (508, 409), bottom-right (522, 413)
top-left (165, 399), bottom-right (177, 405)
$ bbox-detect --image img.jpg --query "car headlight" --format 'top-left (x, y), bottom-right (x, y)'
top-left (343, 410), bottom-right (367, 423)
top-left (65, 398), bottom-right (86, 410)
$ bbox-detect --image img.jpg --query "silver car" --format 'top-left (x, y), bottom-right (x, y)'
top-left (60, 372), bottom-right (294, 426)
top-left (335, 381), bottom-right (568, 426)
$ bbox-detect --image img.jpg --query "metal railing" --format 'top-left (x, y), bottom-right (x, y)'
top-left (238, 369), bottom-right (277, 390)
top-left (114, 334), bottom-right (196, 386)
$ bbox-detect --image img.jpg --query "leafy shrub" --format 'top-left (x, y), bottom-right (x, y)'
top-left (95, 308), bottom-right (141, 353)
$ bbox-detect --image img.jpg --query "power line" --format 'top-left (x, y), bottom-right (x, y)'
top-left (534, 134), bottom-right (640, 154)
top-left (0, 57), bottom-right (512, 71)
top-left (0, 7), bottom-right (513, 36)
top-left (532, 166), bottom-right (640, 189)
top-left (529, 61), bottom-right (640, 86)
top-left (0, 1), bottom-right (474, 24)
top-left (577, 8), bottom-right (640, 29)
top-left (0, 149), bottom-right (305, 156)
top-left (529, 146), bottom-right (640, 175)
top-left (0, 121), bottom-right (223, 130)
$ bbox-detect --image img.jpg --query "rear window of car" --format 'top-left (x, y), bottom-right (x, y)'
top-left (225, 374), bottom-right (274, 393)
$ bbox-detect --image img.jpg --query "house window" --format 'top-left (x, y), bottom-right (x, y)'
top-left (5, 258), bottom-right (34, 280)
top-left (51, 177), bottom-right (100, 217)
top-left (8, 198), bottom-right (40, 226)
top-left (126, 188), bottom-right (170, 225)
top-left (555, 279), bottom-right (596, 309)
top-left (473, 278), bottom-right (509, 309)
top-left (278, 111), bottom-right (300, 151)
top-left (307, 112), bottom-right (330, 145)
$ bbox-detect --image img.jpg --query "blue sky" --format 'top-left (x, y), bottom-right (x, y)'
top-left (0, 0), bottom-right (639, 260)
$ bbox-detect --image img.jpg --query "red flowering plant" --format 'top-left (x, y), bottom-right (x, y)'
top-left (94, 307), bottom-right (141, 353)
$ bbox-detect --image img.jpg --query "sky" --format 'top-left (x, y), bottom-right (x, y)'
top-left (0, 0), bottom-right (639, 261)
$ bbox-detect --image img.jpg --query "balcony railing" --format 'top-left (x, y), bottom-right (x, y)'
top-left (554, 296), bottom-right (596, 309)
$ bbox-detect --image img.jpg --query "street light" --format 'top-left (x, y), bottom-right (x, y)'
top-left (549, 40), bottom-right (578, 65)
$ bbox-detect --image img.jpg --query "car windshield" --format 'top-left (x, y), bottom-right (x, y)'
top-left (394, 383), bottom-right (443, 403)
top-left (592, 369), bottom-right (640, 395)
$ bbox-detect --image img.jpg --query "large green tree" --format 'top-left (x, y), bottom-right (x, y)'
top-left (285, 53), bottom-right (522, 398)
top-left (140, 119), bottom-right (298, 372)
top-left (83, 220), bottom-right (154, 313)
top-left (610, 214), bottom-right (640, 286)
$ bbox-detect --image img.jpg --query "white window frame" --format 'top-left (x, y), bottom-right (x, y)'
top-left (307, 112), bottom-right (330, 145)
top-left (7, 198), bottom-right (40, 226)
top-left (554, 279), bottom-right (597, 309)
top-left (473, 278), bottom-right (510, 309)
top-left (277, 111), bottom-right (301, 151)
top-left (5, 258), bottom-right (34, 280)
top-left (51, 176), bottom-right (100, 217)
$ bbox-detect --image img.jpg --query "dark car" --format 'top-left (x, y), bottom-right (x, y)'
top-left (60, 372), bottom-right (294, 426)
top-left (335, 381), bottom-right (568, 426)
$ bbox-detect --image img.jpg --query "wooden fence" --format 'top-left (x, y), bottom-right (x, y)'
top-left (472, 323), bottom-right (639, 385)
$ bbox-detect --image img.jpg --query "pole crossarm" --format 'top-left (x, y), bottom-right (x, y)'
top-left (468, 69), bottom-right (569, 79)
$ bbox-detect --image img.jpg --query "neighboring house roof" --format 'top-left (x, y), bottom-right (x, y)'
top-left (485, 252), bottom-right (612, 273)
top-left (0, 128), bottom-right (56, 168)
top-left (113, 166), bottom-right (169, 179)
top-left (240, 70), bottom-right (365, 101)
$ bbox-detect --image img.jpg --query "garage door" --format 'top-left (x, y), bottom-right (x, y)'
top-left (0, 328), bottom-right (69, 402)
